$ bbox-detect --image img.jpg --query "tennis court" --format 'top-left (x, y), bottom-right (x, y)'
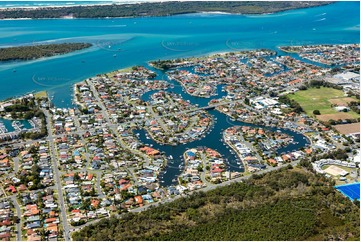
top-left (335, 182), bottom-right (360, 201)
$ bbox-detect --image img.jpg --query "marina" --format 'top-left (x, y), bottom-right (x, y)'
top-left (0, 121), bottom-right (7, 134)
top-left (0, 118), bottom-right (32, 132)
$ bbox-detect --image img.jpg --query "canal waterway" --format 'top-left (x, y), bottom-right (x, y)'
top-left (138, 65), bottom-right (310, 186)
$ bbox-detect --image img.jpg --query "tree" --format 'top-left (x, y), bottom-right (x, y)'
top-left (12, 216), bottom-right (19, 224)
top-left (299, 85), bottom-right (308, 90)
top-left (244, 97), bottom-right (250, 105)
top-left (313, 110), bottom-right (321, 115)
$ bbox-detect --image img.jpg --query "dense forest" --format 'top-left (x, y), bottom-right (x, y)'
top-left (72, 166), bottom-right (360, 241)
top-left (0, 43), bottom-right (92, 62)
top-left (0, 1), bottom-right (332, 19)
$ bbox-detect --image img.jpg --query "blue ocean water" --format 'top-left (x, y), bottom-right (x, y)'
top-left (0, 1), bottom-right (115, 8)
top-left (0, 1), bottom-right (359, 107)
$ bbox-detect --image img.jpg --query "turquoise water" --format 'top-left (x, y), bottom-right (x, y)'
top-left (0, 1), bottom-right (359, 107)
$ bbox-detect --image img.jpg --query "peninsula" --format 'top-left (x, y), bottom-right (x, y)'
top-left (0, 43), bottom-right (92, 62)
top-left (0, 1), bottom-right (332, 19)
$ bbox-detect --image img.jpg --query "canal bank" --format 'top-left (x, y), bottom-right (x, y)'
top-left (136, 65), bottom-right (310, 186)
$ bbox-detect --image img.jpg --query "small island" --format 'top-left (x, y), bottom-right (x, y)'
top-left (0, 42), bottom-right (92, 62)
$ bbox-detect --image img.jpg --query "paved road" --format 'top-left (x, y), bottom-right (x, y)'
top-left (130, 159), bottom-right (299, 213)
top-left (113, 99), bottom-right (243, 127)
top-left (200, 152), bottom-right (212, 186)
top-left (147, 105), bottom-right (170, 133)
top-left (87, 79), bottom-right (151, 174)
top-left (71, 112), bottom-right (92, 171)
top-left (13, 157), bottom-right (19, 174)
top-left (158, 99), bottom-right (243, 118)
top-left (94, 170), bottom-right (105, 198)
top-left (69, 157), bottom-right (300, 237)
top-left (125, 167), bottom-right (140, 186)
top-left (43, 109), bottom-right (71, 241)
top-left (10, 196), bottom-right (22, 241)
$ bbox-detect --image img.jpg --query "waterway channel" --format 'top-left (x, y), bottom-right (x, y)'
top-left (137, 65), bottom-right (310, 186)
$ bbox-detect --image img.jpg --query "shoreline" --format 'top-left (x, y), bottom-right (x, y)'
top-left (223, 130), bottom-right (248, 172)
top-left (0, 2), bottom-right (334, 20)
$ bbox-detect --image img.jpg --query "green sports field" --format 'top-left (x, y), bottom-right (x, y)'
top-left (287, 87), bottom-right (359, 119)
top-left (34, 91), bottom-right (48, 99)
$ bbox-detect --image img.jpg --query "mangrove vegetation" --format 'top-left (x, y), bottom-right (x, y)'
top-left (0, 43), bottom-right (92, 62)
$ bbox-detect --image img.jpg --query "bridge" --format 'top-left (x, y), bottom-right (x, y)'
top-left (158, 99), bottom-right (244, 118)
